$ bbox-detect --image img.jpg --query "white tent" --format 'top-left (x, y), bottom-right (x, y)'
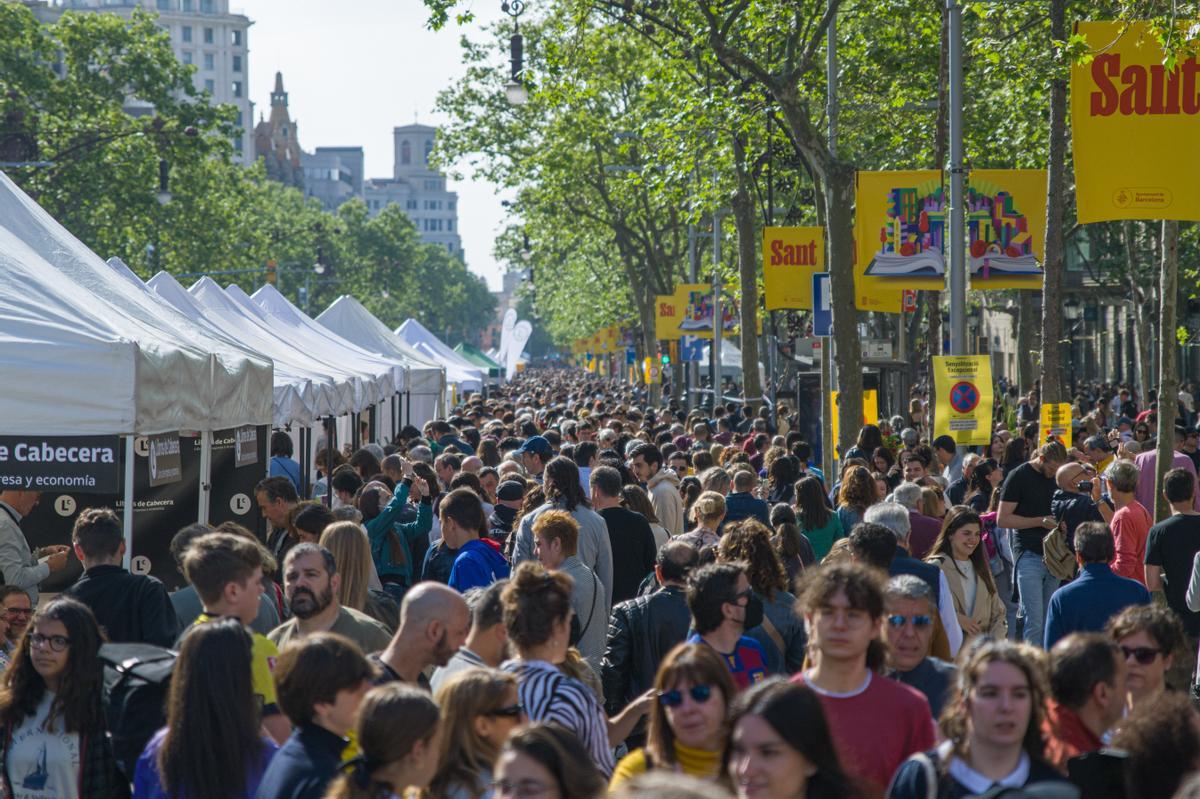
top-left (0, 171), bottom-right (271, 434)
top-left (316, 296), bottom-right (446, 428)
top-left (251, 285), bottom-right (403, 400)
top-left (395, 319), bottom-right (484, 392)
top-left (702, 339), bottom-right (767, 384)
top-left (146, 271), bottom-right (314, 428)
top-left (185, 277), bottom-right (359, 420)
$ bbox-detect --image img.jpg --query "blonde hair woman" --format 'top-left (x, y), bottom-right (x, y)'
top-left (319, 521), bottom-right (396, 632)
top-left (431, 669), bottom-right (523, 799)
top-left (678, 492), bottom-right (725, 550)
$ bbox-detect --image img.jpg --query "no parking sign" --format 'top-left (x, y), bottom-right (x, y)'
top-left (933, 356), bottom-right (993, 445)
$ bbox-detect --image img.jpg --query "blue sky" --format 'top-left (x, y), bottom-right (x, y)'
top-left (240, 0), bottom-right (511, 290)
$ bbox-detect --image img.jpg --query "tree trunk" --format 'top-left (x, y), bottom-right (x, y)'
top-left (731, 133), bottom-right (764, 413)
top-left (827, 160), bottom-right (863, 457)
top-left (1153, 220), bottom-right (1179, 522)
top-left (1124, 222), bottom-right (1153, 403)
top-left (1017, 291), bottom-right (1037, 391)
top-left (1039, 0), bottom-right (1068, 405)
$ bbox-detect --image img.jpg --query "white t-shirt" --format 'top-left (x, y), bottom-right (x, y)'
top-left (955, 558), bottom-right (978, 616)
top-left (7, 692), bottom-right (80, 799)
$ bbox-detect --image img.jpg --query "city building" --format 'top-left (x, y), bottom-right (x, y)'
top-left (363, 124), bottom-right (463, 257)
top-left (28, 0), bottom-right (255, 163)
top-left (302, 146), bottom-right (363, 211)
top-left (253, 72), bottom-right (303, 189)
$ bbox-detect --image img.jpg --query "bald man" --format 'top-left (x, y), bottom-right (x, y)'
top-left (461, 456), bottom-right (484, 475)
top-left (370, 581), bottom-right (470, 687)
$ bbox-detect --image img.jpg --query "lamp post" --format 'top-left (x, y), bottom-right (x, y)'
top-left (502, 0), bottom-right (529, 106)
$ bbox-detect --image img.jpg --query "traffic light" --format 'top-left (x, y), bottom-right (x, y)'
top-left (265, 259), bottom-right (277, 285)
top-left (661, 352), bottom-right (670, 365)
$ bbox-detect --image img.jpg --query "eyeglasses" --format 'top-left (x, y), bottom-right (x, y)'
top-left (658, 684), bottom-right (713, 707)
top-left (4, 608), bottom-right (32, 618)
top-left (886, 614), bottom-right (933, 629)
top-left (486, 704), bottom-right (525, 718)
top-left (29, 633), bottom-right (70, 652)
top-left (491, 778), bottom-right (553, 798)
top-left (1121, 645), bottom-right (1162, 665)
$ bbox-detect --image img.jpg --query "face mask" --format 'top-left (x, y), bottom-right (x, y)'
top-left (741, 593), bottom-right (764, 631)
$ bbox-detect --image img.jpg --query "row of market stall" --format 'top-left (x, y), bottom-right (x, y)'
top-left (0, 171), bottom-right (499, 585)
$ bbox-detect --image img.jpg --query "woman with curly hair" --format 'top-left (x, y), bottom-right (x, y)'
top-left (888, 640), bottom-right (1067, 798)
top-left (0, 596), bottom-right (126, 797)
top-left (718, 521), bottom-right (807, 674)
top-left (836, 465), bottom-right (876, 533)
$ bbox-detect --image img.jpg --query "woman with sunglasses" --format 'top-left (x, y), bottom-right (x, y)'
top-left (1106, 604), bottom-right (1184, 711)
top-left (925, 506), bottom-right (1007, 643)
top-left (1133, 423), bottom-right (1151, 443)
top-left (888, 640), bottom-right (1068, 799)
top-left (610, 644), bottom-right (737, 790)
top-left (0, 596), bottom-right (126, 797)
top-left (724, 678), bottom-right (855, 799)
top-left (431, 668), bottom-right (524, 799)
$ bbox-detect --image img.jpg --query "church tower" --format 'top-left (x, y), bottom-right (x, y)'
top-left (254, 72), bottom-right (304, 188)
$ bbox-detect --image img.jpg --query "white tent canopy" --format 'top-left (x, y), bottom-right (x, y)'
top-left (147, 271), bottom-right (314, 427)
top-left (185, 276), bottom-right (360, 422)
top-left (316, 296), bottom-right (444, 396)
top-left (395, 319), bottom-right (484, 392)
top-left (251, 284), bottom-right (403, 400)
top-left (0, 171), bottom-right (271, 434)
top-left (702, 340), bottom-right (767, 384)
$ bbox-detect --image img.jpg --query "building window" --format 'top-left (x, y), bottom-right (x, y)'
top-left (203, 27), bottom-right (214, 44)
top-left (232, 54), bottom-right (241, 72)
top-left (424, 139), bottom-right (433, 163)
top-left (203, 52), bottom-right (214, 70)
top-left (232, 81), bottom-right (242, 98)
top-left (204, 79), bottom-right (214, 93)
top-left (182, 0), bottom-right (193, 9)
top-left (234, 136), bottom-right (243, 151)
top-left (182, 50), bottom-right (193, 64)
top-left (156, 0), bottom-right (171, 9)
top-left (182, 25), bottom-right (192, 42)
top-left (424, 179), bottom-right (440, 191)
top-left (231, 29), bottom-right (241, 46)
top-left (235, 110), bottom-right (243, 126)
top-left (406, 200), bottom-right (417, 210)
top-left (448, 200), bottom-right (455, 210)
top-left (448, 220), bottom-right (455, 231)
top-left (400, 140), bottom-right (411, 165)
top-left (200, 0), bottom-right (214, 12)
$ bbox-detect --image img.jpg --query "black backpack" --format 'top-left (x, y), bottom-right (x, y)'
top-left (98, 642), bottom-right (177, 780)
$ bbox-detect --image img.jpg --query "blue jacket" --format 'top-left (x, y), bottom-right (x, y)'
top-left (253, 724), bottom-right (345, 799)
top-left (1044, 563), bottom-right (1151, 649)
top-left (449, 538), bottom-right (511, 592)
top-left (721, 492), bottom-right (771, 531)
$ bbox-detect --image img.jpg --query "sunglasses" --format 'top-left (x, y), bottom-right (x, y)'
top-left (887, 614), bottom-right (933, 629)
top-left (658, 684), bottom-right (713, 707)
top-left (487, 704), bottom-right (525, 718)
top-left (1121, 646), bottom-right (1162, 665)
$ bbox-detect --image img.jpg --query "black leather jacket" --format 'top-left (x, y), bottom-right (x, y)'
top-left (601, 585), bottom-right (692, 717)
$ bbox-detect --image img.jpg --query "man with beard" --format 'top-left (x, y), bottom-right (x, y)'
top-left (268, 544), bottom-right (391, 653)
top-left (370, 581), bottom-right (470, 688)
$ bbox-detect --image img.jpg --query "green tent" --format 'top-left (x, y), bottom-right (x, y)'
top-left (453, 342), bottom-right (503, 378)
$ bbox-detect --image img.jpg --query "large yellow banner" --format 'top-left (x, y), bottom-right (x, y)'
top-left (932, 355), bottom-right (993, 446)
top-left (763, 227), bottom-right (824, 310)
top-left (654, 285), bottom-right (707, 341)
top-left (966, 169), bottom-right (1047, 291)
top-left (654, 283), bottom-right (760, 340)
top-left (1071, 21), bottom-right (1200, 222)
top-left (831, 390), bottom-right (879, 457)
top-left (855, 170), bottom-right (945, 312)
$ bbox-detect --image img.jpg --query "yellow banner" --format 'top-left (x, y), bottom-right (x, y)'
top-left (654, 283), bottom-right (760, 340)
top-left (932, 355), bottom-right (993, 445)
top-left (855, 170), bottom-right (945, 312)
top-left (831, 390), bottom-right (879, 456)
top-left (966, 169), bottom-right (1047, 291)
top-left (763, 226), bottom-right (824, 310)
top-left (1071, 21), bottom-right (1200, 222)
top-left (1040, 402), bottom-right (1073, 446)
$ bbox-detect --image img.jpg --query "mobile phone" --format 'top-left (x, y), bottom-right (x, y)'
top-left (1078, 480), bottom-right (1093, 492)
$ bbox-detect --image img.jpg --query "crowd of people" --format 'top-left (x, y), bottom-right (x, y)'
top-left (1, 370), bottom-right (1200, 798)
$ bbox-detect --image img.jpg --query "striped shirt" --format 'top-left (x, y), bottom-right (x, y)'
top-left (502, 658), bottom-right (615, 776)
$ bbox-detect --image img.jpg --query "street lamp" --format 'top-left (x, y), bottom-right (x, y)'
top-left (502, 0), bottom-right (528, 106)
top-left (155, 158), bottom-right (172, 205)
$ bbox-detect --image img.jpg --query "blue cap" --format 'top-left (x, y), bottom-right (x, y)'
top-left (514, 435), bottom-right (553, 457)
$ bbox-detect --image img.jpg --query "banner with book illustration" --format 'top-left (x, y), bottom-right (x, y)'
top-left (854, 170), bottom-right (945, 312)
top-left (1071, 21), bottom-right (1200, 223)
top-left (655, 283), bottom-right (760, 340)
top-left (965, 169), bottom-right (1046, 290)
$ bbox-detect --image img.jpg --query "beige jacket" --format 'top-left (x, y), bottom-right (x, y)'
top-left (927, 553), bottom-right (1008, 640)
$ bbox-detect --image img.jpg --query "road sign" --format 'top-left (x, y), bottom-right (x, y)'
top-left (680, 335), bottom-right (705, 362)
top-left (812, 272), bottom-right (832, 337)
top-left (902, 289), bottom-right (918, 313)
top-left (625, 347), bottom-right (635, 365)
top-left (949, 381), bottom-right (981, 413)
top-left (1040, 402), bottom-right (1072, 446)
